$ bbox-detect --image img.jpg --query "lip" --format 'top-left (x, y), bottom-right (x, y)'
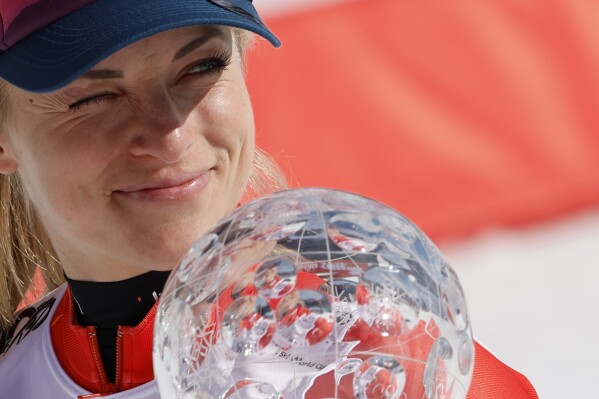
top-left (113, 170), bottom-right (213, 201)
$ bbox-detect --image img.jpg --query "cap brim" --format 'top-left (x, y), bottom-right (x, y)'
top-left (0, 0), bottom-right (280, 93)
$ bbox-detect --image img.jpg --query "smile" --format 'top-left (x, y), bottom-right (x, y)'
top-left (113, 171), bottom-right (213, 202)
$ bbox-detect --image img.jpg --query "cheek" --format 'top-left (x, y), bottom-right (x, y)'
top-left (20, 154), bottom-right (91, 225)
top-left (226, 88), bottom-right (255, 189)
top-left (196, 77), bottom-right (255, 165)
top-left (200, 81), bottom-right (254, 134)
top-left (195, 82), bottom-right (255, 210)
top-left (15, 134), bottom-right (110, 234)
top-left (15, 111), bottom-right (115, 181)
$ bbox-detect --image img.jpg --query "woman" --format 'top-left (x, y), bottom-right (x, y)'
top-left (0, 1), bottom-right (538, 398)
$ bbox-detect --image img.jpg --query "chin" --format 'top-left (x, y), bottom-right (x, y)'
top-left (130, 211), bottom-right (228, 270)
top-left (141, 234), bottom-right (203, 270)
top-left (149, 264), bottom-right (177, 273)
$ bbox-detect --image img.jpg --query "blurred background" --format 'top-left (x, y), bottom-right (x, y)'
top-left (250, 0), bottom-right (599, 398)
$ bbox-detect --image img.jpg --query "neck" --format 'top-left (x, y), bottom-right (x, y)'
top-left (65, 270), bottom-right (171, 327)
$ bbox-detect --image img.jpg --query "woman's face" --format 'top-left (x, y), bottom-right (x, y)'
top-left (0, 26), bottom-right (255, 281)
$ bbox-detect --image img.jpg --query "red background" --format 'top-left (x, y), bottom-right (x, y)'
top-left (247, 0), bottom-right (599, 241)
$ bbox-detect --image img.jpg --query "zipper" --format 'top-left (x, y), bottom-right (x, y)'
top-left (86, 327), bottom-right (116, 395)
top-left (115, 327), bottom-right (124, 391)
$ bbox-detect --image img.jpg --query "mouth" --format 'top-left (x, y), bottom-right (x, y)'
top-left (113, 170), bottom-right (214, 201)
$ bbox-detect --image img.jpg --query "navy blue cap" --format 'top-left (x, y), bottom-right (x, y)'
top-left (0, 0), bottom-right (280, 93)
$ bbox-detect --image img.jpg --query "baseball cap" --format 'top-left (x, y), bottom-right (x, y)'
top-left (0, 0), bottom-right (280, 93)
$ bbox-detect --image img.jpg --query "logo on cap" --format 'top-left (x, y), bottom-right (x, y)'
top-left (0, 0), bottom-right (95, 51)
top-left (208, 0), bottom-right (265, 28)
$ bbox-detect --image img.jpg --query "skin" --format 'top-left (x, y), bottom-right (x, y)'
top-left (0, 25), bottom-right (255, 282)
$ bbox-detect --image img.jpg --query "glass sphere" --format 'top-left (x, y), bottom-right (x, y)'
top-left (154, 188), bottom-right (474, 399)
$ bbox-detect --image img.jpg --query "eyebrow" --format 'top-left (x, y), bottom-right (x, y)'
top-left (81, 69), bottom-right (124, 80)
top-left (172, 27), bottom-right (227, 61)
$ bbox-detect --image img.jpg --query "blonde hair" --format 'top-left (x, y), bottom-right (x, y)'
top-left (0, 28), bottom-right (288, 330)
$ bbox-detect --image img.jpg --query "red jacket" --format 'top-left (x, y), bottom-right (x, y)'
top-left (51, 282), bottom-right (538, 398)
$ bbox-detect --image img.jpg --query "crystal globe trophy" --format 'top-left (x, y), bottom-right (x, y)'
top-left (154, 188), bottom-right (474, 399)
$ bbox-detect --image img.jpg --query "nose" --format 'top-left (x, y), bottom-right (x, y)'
top-left (128, 92), bottom-right (196, 164)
